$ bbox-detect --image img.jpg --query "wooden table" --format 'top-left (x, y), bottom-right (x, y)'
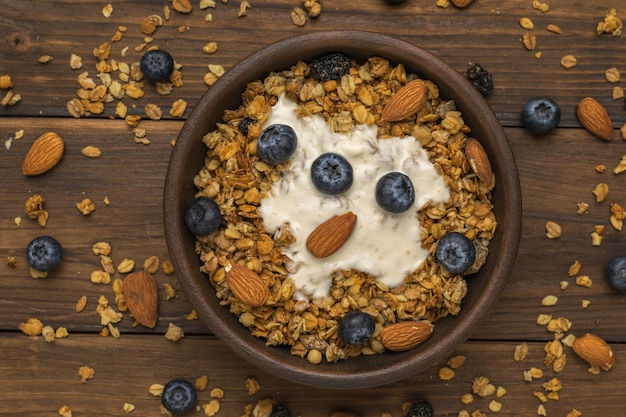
top-left (2, 1), bottom-right (625, 416)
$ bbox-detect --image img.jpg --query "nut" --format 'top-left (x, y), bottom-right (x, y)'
top-left (306, 212), bottom-right (357, 258)
top-left (225, 263), bottom-right (269, 307)
top-left (576, 97), bottom-right (613, 140)
top-left (572, 333), bottom-right (615, 370)
top-left (465, 138), bottom-right (493, 186)
top-left (122, 271), bottom-right (159, 328)
top-left (381, 79), bottom-right (428, 122)
top-left (380, 321), bottom-right (434, 351)
top-left (22, 132), bottom-right (65, 176)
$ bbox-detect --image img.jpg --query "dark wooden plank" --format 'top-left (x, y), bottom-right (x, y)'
top-left (1, 0), bottom-right (625, 127)
top-left (1, 333), bottom-right (625, 416)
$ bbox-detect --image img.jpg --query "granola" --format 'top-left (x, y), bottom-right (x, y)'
top-left (192, 56), bottom-right (497, 362)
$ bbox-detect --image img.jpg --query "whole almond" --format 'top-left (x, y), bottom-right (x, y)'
top-left (306, 212), bottom-right (357, 258)
top-left (225, 263), bottom-right (269, 307)
top-left (572, 333), bottom-right (615, 370)
top-left (576, 97), bottom-right (613, 140)
top-left (451, 0), bottom-right (474, 7)
top-left (22, 132), bottom-right (65, 176)
top-left (123, 270), bottom-right (158, 328)
top-left (381, 79), bottom-right (428, 122)
top-left (380, 321), bottom-right (434, 352)
top-left (465, 138), bottom-right (493, 187)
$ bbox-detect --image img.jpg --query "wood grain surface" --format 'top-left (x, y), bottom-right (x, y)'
top-left (1, 0), bottom-right (626, 416)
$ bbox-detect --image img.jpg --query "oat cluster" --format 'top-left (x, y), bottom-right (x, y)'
top-left (193, 56), bottom-right (496, 363)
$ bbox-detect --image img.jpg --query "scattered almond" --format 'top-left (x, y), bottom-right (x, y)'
top-left (380, 321), bottom-right (434, 351)
top-left (122, 271), bottom-right (159, 328)
top-left (381, 79), bottom-right (428, 122)
top-left (225, 263), bottom-right (269, 307)
top-left (451, 0), bottom-right (474, 7)
top-left (22, 132), bottom-right (65, 176)
top-left (465, 138), bottom-right (493, 186)
top-left (576, 97), bottom-right (613, 140)
top-left (306, 212), bottom-right (357, 258)
top-left (572, 333), bottom-right (615, 371)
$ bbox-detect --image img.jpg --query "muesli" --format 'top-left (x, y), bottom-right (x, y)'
top-left (191, 53), bottom-right (496, 363)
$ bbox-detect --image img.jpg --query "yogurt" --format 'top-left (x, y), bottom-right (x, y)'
top-left (258, 95), bottom-right (450, 299)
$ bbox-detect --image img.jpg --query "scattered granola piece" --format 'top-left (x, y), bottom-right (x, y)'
top-left (117, 258), bottom-right (135, 274)
top-left (605, 67), bottom-right (621, 83)
top-left (541, 295), bottom-right (558, 306)
top-left (519, 17), bottom-right (534, 29)
top-left (460, 393), bottom-right (474, 404)
top-left (76, 198), bottom-right (96, 215)
top-left (38, 54), bottom-right (54, 64)
top-left (25, 194), bottom-right (48, 227)
top-left (597, 8), bottom-right (622, 36)
top-left (612, 86), bottom-right (624, 100)
top-left (58, 405), bottom-right (72, 417)
top-left (438, 366), bottom-right (456, 380)
top-left (69, 53), bottom-right (83, 70)
top-left (546, 24), bottom-right (561, 33)
top-left (568, 260), bottom-right (581, 276)
top-left (592, 182), bottom-right (609, 202)
top-left (514, 342), bottom-right (528, 361)
top-left (75, 296), bottom-right (88, 312)
top-left (195, 375), bottom-right (209, 391)
top-left (545, 221), bottom-right (561, 238)
top-left (19, 318), bottom-right (43, 336)
top-left (245, 376), bottom-right (261, 395)
top-left (42, 325), bottom-right (56, 342)
top-left (92, 241), bottom-right (111, 256)
top-left (186, 310), bottom-right (199, 320)
top-left (149, 383), bottom-right (165, 396)
top-left (78, 365), bottom-right (95, 383)
top-left (290, 7), bottom-right (308, 26)
top-left (522, 33), bottom-right (537, 50)
top-left (488, 400), bottom-right (502, 412)
top-left (122, 403), bottom-right (135, 414)
top-left (203, 42), bottom-right (218, 54)
top-left (170, 98), bottom-right (188, 117)
top-left (203, 400), bottom-right (221, 416)
top-left (81, 146), bottom-right (102, 158)
top-left (102, 3), bottom-right (113, 18)
top-left (165, 323), bottom-right (185, 341)
top-left (447, 354), bottom-right (466, 369)
top-left (238, 1), bottom-right (251, 17)
top-left (532, 0), bottom-right (549, 12)
top-left (0, 74), bottom-right (13, 89)
top-left (576, 275), bottom-right (593, 288)
top-left (577, 202), bottom-right (589, 214)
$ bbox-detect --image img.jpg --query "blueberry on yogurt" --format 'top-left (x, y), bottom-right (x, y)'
top-left (311, 152), bottom-right (353, 195)
top-left (375, 172), bottom-right (415, 213)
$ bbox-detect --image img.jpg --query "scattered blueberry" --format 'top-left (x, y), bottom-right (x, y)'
top-left (465, 63), bottom-right (493, 97)
top-left (521, 96), bottom-right (561, 136)
top-left (405, 400), bottom-right (434, 417)
top-left (161, 379), bottom-right (197, 415)
top-left (184, 196), bottom-right (221, 236)
top-left (257, 124), bottom-right (298, 164)
top-left (375, 172), bottom-right (415, 213)
top-left (435, 232), bottom-right (476, 275)
top-left (25, 235), bottom-right (63, 273)
top-left (606, 256), bottom-right (626, 290)
top-left (311, 153), bottom-right (354, 195)
top-left (338, 311), bottom-right (375, 345)
top-left (309, 53), bottom-right (352, 82)
top-left (139, 49), bottom-right (175, 82)
top-left (270, 403), bottom-right (293, 417)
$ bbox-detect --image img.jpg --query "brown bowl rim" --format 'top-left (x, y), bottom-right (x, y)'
top-left (164, 30), bottom-right (522, 389)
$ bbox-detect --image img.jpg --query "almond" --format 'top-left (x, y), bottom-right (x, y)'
top-left (225, 263), bottom-right (269, 307)
top-left (451, 0), bottom-right (474, 7)
top-left (572, 333), bottom-right (615, 370)
top-left (380, 321), bottom-right (434, 352)
top-left (381, 79), bottom-right (428, 122)
top-left (576, 97), bottom-right (613, 140)
top-left (22, 132), bottom-right (65, 176)
top-left (306, 212), bottom-right (357, 258)
top-left (123, 271), bottom-right (158, 328)
top-left (465, 138), bottom-right (493, 187)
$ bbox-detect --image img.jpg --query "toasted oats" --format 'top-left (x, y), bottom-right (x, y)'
top-left (575, 275), bottom-right (592, 288)
top-left (605, 67), bottom-right (621, 83)
top-left (591, 231), bottom-right (603, 246)
top-left (447, 353), bottom-right (466, 369)
top-left (6, 256), bottom-right (17, 268)
top-left (186, 309), bottom-right (199, 320)
top-left (25, 194), bottom-right (48, 227)
top-left (592, 182), bottom-right (609, 202)
top-left (122, 403), bottom-right (135, 414)
top-left (560, 55), bottom-right (577, 69)
top-left (141, 15), bottom-right (162, 35)
top-left (170, 98), bottom-right (188, 118)
top-left (200, 0), bottom-right (217, 8)
top-left (0, 74), bottom-right (13, 89)
top-left (514, 342), bottom-right (528, 361)
top-left (163, 283), bottom-right (177, 300)
top-left (612, 86), bottom-right (624, 100)
top-left (541, 295), bottom-right (558, 306)
top-left (522, 33), bottom-right (537, 50)
top-left (75, 296), bottom-right (88, 312)
top-left (203, 400), bottom-right (221, 416)
top-left (560, 280), bottom-right (569, 290)
top-left (194, 375), bottom-right (209, 391)
top-left (245, 377), bottom-right (261, 395)
top-left (520, 17), bottom-right (534, 29)
top-left (438, 366), bottom-right (456, 380)
top-left (81, 145), bottom-right (102, 158)
top-left (59, 405), bottom-right (72, 417)
top-left (546, 24), bottom-right (561, 34)
top-left (145, 103), bottom-right (162, 120)
top-left (117, 258), bottom-right (135, 274)
top-left (91, 270), bottom-right (111, 284)
top-left (290, 7), bottom-right (308, 26)
top-left (172, 0), bottom-right (192, 13)
top-left (566, 410), bottom-right (582, 417)
top-left (55, 327), bottom-right (69, 338)
top-left (545, 221), bottom-right (562, 238)
top-left (576, 202), bottom-right (589, 214)
top-left (162, 260), bottom-right (175, 275)
top-left (69, 53), bottom-right (83, 70)
top-left (125, 83), bottom-right (145, 99)
top-left (472, 376), bottom-right (496, 397)
top-left (488, 400), bottom-right (502, 412)
top-left (532, 0), bottom-right (549, 12)
top-left (460, 393), bottom-right (474, 405)
top-left (149, 383), bottom-right (165, 396)
top-left (546, 317), bottom-right (571, 332)
top-left (38, 54), bottom-right (54, 64)
top-left (165, 323), bottom-right (185, 341)
top-left (41, 325), bottom-right (56, 342)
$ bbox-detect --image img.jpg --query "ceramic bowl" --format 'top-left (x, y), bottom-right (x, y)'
top-left (164, 30), bottom-right (522, 389)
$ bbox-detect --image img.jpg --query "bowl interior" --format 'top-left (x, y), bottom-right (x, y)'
top-left (164, 30), bottom-right (522, 389)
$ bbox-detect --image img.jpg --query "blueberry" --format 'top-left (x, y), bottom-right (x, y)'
top-left (521, 97), bottom-right (561, 136)
top-left (311, 153), bottom-right (353, 195)
top-left (25, 235), bottom-right (63, 272)
top-left (238, 117), bottom-right (255, 137)
top-left (405, 400), bottom-right (434, 417)
top-left (139, 49), bottom-right (175, 82)
top-left (184, 196), bottom-right (221, 236)
top-left (375, 172), bottom-right (415, 213)
top-left (270, 404), bottom-right (292, 417)
top-left (606, 256), bottom-right (626, 290)
top-left (257, 124), bottom-right (298, 164)
top-left (435, 232), bottom-right (476, 275)
top-left (338, 311), bottom-right (375, 345)
top-left (309, 53), bottom-right (352, 82)
top-left (465, 63), bottom-right (493, 97)
top-left (161, 379), bottom-right (197, 415)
